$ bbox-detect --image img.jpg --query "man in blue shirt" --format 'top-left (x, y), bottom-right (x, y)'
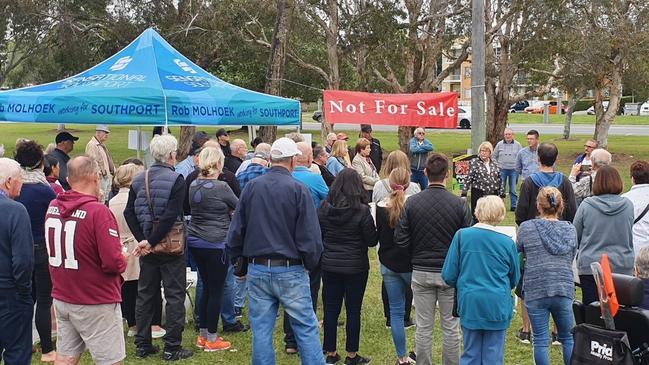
top-left (0, 158), bottom-right (34, 365)
top-left (293, 142), bottom-right (329, 208)
top-left (516, 129), bottom-right (541, 180)
top-left (237, 152), bottom-right (269, 191)
top-left (175, 131), bottom-right (210, 178)
top-left (227, 138), bottom-right (324, 365)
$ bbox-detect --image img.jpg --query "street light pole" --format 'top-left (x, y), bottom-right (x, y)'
top-left (471, 0), bottom-right (486, 154)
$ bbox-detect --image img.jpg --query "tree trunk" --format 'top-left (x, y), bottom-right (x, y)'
top-left (562, 92), bottom-right (582, 140)
top-left (320, 0), bottom-right (339, 144)
top-left (259, 0), bottom-right (294, 143)
top-left (398, 126), bottom-right (414, 154)
top-left (594, 66), bottom-right (622, 149)
top-left (178, 126), bottom-right (196, 161)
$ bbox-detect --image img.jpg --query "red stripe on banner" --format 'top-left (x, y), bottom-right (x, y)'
top-left (323, 90), bottom-right (459, 128)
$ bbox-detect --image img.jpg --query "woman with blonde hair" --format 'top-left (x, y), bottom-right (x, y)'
top-left (352, 138), bottom-right (380, 201)
top-left (187, 146), bottom-right (238, 352)
top-left (109, 162), bottom-right (165, 339)
top-left (376, 168), bottom-right (416, 365)
top-left (461, 141), bottom-right (505, 221)
top-left (442, 196), bottom-right (520, 365)
top-left (327, 140), bottom-right (350, 176)
top-left (373, 150), bottom-right (421, 203)
top-left (517, 187), bottom-right (577, 365)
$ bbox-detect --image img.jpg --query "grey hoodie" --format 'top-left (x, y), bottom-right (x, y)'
top-left (517, 219), bottom-right (577, 301)
top-left (574, 194), bottom-right (635, 275)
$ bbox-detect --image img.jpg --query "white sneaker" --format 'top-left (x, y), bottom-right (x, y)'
top-left (127, 329), bottom-right (136, 337)
top-left (152, 328), bottom-right (166, 339)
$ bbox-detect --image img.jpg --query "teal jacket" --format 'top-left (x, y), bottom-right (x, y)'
top-left (442, 224), bottom-right (520, 330)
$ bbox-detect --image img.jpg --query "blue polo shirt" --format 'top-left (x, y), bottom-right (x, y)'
top-left (292, 166), bottom-right (329, 208)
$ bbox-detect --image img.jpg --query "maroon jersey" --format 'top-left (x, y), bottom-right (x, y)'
top-left (45, 190), bottom-right (126, 305)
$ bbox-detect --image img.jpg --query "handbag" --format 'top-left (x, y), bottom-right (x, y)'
top-left (144, 170), bottom-right (185, 256)
top-left (571, 323), bottom-right (635, 365)
top-left (452, 231), bottom-right (461, 318)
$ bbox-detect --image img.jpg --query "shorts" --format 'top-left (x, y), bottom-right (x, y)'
top-left (54, 299), bottom-right (126, 365)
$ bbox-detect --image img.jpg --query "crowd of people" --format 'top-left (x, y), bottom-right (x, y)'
top-left (1, 124), bottom-right (649, 365)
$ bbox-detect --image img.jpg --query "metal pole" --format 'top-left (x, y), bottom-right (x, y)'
top-left (471, 0), bottom-right (486, 153)
top-left (136, 126), bottom-right (141, 162)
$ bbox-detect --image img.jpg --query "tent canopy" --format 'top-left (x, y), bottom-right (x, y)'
top-left (0, 28), bottom-right (300, 126)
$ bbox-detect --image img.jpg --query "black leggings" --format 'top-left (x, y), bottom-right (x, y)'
top-left (33, 247), bottom-right (53, 354)
top-left (121, 280), bottom-right (162, 328)
top-left (382, 280), bottom-right (412, 321)
top-left (189, 247), bottom-right (228, 334)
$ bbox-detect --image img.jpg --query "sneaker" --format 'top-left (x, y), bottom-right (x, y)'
top-left (516, 329), bottom-right (531, 344)
top-left (408, 351), bottom-right (417, 364)
top-left (204, 339), bottom-right (231, 352)
top-left (552, 332), bottom-right (561, 346)
top-left (40, 351), bottom-right (56, 363)
top-left (404, 319), bottom-right (415, 329)
top-left (127, 328), bottom-right (137, 337)
top-left (196, 336), bottom-right (206, 349)
top-left (326, 353), bottom-right (341, 365)
top-left (152, 328), bottom-right (167, 339)
top-left (385, 319), bottom-right (391, 328)
top-left (234, 307), bottom-right (243, 318)
top-left (396, 361), bottom-right (410, 365)
top-left (285, 346), bottom-right (298, 355)
top-left (344, 354), bottom-right (371, 365)
top-left (163, 348), bottom-right (193, 361)
top-left (223, 320), bottom-right (249, 333)
top-left (135, 345), bottom-right (160, 358)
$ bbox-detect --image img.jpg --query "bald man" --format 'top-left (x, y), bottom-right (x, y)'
top-left (0, 158), bottom-right (34, 365)
top-left (292, 142), bottom-right (329, 208)
top-left (46, 156), bottom-right (127, 365)
top-left (225, 139), bottom-right (247, 173)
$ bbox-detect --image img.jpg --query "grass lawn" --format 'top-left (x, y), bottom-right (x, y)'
top-left (507, 113), bottom-right (649, 125)
top-left (2, 123), bottom-right (646, 364)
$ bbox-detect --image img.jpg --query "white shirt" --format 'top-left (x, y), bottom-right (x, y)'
top-left (621, 184), bottom-right (649, 255)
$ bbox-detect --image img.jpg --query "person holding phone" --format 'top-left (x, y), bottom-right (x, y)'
top-left (569, 148), bottom-right (611, 204)
top-left (571, 139), bottom-right (598, 182)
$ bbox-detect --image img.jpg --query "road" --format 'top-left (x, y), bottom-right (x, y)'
top-left (300, 122), bottom-right (649, 136)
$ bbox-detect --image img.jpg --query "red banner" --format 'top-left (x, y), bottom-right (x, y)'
top-left (323, 90), bottom-right (458, 128)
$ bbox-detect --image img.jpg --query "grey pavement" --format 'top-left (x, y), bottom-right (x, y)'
top-left (299, 122), bottom-right (649, 136)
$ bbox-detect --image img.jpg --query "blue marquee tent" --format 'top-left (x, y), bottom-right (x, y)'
top-left (0, 28), bottom-right (300, 126)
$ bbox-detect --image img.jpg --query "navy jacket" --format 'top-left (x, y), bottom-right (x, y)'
top-left (0, 194), bottom-right (34, 296)
top-left (227, 166), bottom-right (323, 271)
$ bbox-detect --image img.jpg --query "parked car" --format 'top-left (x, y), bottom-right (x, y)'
top-left (640, 102), bottom-right (649, 116)
top-left (586, 101), bottom-right (609, 115)
top-left (524, 101), bottom-right (566, 114)
top-left (509, 100), bottom-right (530, 113)
top-left (458, 107), bottom-right (471, 129)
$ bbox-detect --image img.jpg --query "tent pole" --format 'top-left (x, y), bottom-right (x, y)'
top-left (136, 126), bottom-right (141, 162)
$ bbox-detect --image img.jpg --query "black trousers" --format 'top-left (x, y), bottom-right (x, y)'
top-left (135, 254), bottom-right (186, 352)
top-left (381, 280), bottom-right (412, 322)
top-left (122, 280), bottom-right (162, 328)
top-left (470, 188), bottom-right (488, 223)
top-left (189, 247), bottom-right (228, 334)
top-left (580, 275), bottom-right (598, 305)
top-left (33, 245), bottom-right (53, 353)
top-left (322, 270), bottom-right (369, 353)
top-left (0, 292), bottom-right (33, 365)
top-left (284, 266), bottom-right (321, 347)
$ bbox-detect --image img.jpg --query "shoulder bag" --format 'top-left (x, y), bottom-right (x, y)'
top-left (634, 201), bottom-right (649, 224)
top-left (145, 170), bottom-right (185, 256)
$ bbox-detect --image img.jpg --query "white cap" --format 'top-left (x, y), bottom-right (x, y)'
top-left (96, 125), bottom-right (110, 133)
top-left (270, 137), bottom-right (302, 159)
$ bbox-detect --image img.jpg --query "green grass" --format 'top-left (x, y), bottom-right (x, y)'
top-left (4, 123), bottom-right (647, 364)
top-left (507, 113), bottom-right (649, 125)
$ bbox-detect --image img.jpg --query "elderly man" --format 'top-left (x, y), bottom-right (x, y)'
top-left (227, 137), bottom-right (324, 365)
top-left (569, 148), bottom-right (612, 203)
top-left (313, 146), bottom-right (335, 187)
top-left (85, 125), bottom-right (114, 201)
top-left (395, 153), bottom-right (472, 365)
top-left (51, 131), bottom-right (79, 190)
top-left (573, 139), bottom-right (598, 181)
top-left (622, 160), bottom-right (649, 254)
top-left (237, 151), bottom-right (269, 190)
top-left (0, 158), bottom-right (33, 365)
top-left (493, 128), bottom-right (522, 211)
top-left (124, 134), bottom-right (193, 361)
top-left (225, 139), bottom-right (248, 173)
top-left (46, 156), bottom-right (127, 365)
top-left (325, 133), bottom-right (337, 154)
top-left (175, 131), bottom-right (210, 178)
top-left (236, 143), bottom-right (271, 177)
top-left (516, 130), bottom-right (540, 181)
top-left (409, 127), bottom-right (435, 190)
top-left (293, 142), bottom-right (329, 208)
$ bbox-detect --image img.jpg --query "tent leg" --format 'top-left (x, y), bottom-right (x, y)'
top-left (136, 127), bottom-right (141, 162)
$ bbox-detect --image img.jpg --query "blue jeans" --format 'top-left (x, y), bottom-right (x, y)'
top-left (221, 264), bottom-right (236, 326)
top-left (0, 292), bottom-right (33, 365)
top-left (460, 327), bottom-right (506, 365)
top-left (381, 265), bottom-right (412, 358)
top-left (411, 169), bottom-right (428, 191)
top-left (525, 296), bottom-right (574, 365)
top-left (234, 276), bottom-right (246, 309)
top-left (247, 264), bottom-right (324, 365)
top-left (500, 169), bottom-right (518, 209)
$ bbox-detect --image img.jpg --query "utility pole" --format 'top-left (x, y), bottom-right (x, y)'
top-left (471, 0), bottom-right (486, 154)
